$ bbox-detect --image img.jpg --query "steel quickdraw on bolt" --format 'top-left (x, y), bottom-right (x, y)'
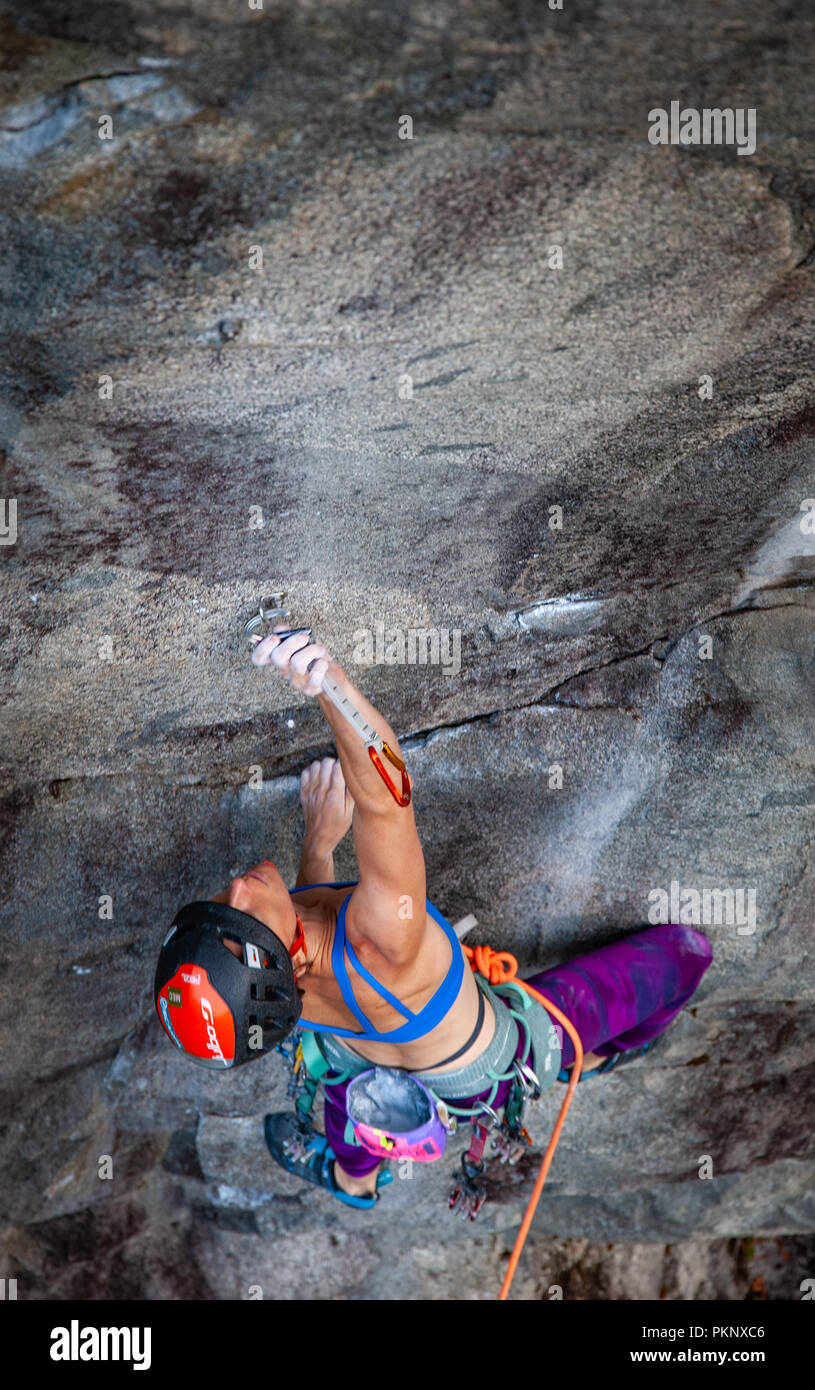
top-left (245, 597), bottom-right (411, 807)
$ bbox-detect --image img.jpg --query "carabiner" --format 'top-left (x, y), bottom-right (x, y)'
top-left (512, 1058), bottom-right (541, 1100)
top-left (245, 597), bottom-right (291, 650)
top-left (368, 741), bottom-right (411, 807)
top-left (246, 601), bottom-right (413, 809)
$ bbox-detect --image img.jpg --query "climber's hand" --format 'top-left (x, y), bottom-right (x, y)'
top-left (252, 626), bottom-right (331, 697)
top-left (300, 757), bottom-right (355, 855)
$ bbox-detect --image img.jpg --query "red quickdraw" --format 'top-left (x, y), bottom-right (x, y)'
top-left (368, 742), bottom-right (411, 807)
top-left (246, 602), bottom-right (413, 811)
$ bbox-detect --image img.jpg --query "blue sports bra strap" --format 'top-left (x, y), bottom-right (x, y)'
top-left (294, 884), bottom-right (467, 1044)
top-left (294, 883), bottom-right (370, 1038)
top-left (343, 936), bottom-right (415, 1020)
top-left (290, 881), bottom-right (359, 891)
top-left (331, 895), bottom-right (376, 1033)
top-left (359, 899), bottom-right (464, 1042)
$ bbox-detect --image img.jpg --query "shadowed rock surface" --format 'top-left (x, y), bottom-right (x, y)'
top-left (1, 0), bottom-right (814, 1300)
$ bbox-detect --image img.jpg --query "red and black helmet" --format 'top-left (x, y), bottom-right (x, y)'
top-left (154, 901), bottom-right (302, 1069)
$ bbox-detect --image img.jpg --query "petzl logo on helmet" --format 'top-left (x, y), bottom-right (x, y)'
top-left (200, 997), bottom-right (225, 1062)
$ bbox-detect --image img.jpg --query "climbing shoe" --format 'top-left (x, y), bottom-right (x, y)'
top-left (263, 1112), bottom-right (393, 1208)
top-left (556, 1041), bottom-right (650, 1084)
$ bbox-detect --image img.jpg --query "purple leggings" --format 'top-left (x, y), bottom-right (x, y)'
top-left (322, 923), bottom-right (713, 1177)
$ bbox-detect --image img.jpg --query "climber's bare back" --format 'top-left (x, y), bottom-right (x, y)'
top-left (292, 882), bottom-right (496, 1074)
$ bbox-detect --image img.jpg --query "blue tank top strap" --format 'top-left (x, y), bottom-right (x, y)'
top-left (291, 882), bottom-right (466, 1042)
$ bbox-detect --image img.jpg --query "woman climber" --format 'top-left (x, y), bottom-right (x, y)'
top-left (154, 628), bottom-right (713, 1210)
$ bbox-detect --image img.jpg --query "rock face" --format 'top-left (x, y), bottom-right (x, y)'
top-left (1, 0), bottom-right (814, 1300)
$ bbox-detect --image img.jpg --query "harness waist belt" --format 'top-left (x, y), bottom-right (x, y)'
top-left (317, 975), bottom-right (562, 1099)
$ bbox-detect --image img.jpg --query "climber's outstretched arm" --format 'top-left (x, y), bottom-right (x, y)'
top-left (252, 629), bottom-right (427, 966)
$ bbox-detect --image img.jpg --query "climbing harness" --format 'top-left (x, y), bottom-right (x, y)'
top-left (275, 943), bottom-right (584, 1300)
top-left (245, 597), bottom-right (411, 807)
top-left (276, 1032), bottom-right (458, 1163)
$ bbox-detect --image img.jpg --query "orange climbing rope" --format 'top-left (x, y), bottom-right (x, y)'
top-left (463, 944), bottom-right (584, 1302)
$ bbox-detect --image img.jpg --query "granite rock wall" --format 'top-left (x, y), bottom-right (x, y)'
top-left (1, 0), bottom-right (814, 1300)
